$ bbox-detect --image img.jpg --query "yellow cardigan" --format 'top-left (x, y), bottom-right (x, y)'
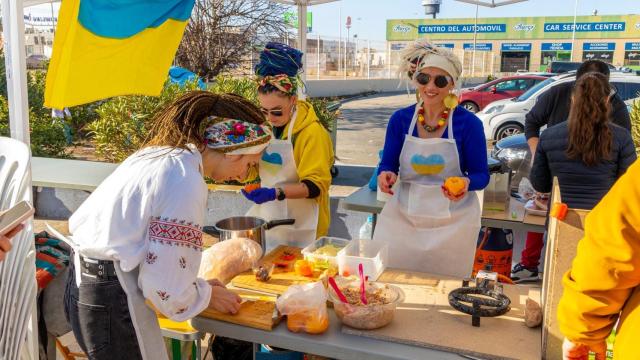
top-left (279, 100), bottom-right (334, 238)
top-left (557, 159), bottom-right (640, 358)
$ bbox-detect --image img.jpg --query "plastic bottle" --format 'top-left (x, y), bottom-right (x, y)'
top-left (359, 215), bottom-right (373, 239)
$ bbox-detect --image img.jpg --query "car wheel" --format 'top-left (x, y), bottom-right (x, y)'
top-left (495, 123), bottom-right (524, 140)
top-left (461, 101), bottom-right (479, 113)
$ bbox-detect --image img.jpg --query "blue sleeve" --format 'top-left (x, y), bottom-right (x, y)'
top-left (460, 113), bottom-right (490, 191)
top-left (378, 111), bottom-right (405, 175)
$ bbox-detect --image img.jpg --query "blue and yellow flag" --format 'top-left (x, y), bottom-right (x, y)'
top-left (45, 0), bottom-right (195, 109)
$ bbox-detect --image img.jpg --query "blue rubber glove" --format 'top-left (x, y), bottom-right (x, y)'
top-left (241, 187), bottom-right (277, 204)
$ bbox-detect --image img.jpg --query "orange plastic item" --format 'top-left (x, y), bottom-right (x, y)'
top-left (550, 203), bottom-right (569, 220)
top-left (286, 310), bottom-right (329, 334)
top-left (444, 177), bottom-right (466, 196)
top-left (294, 260), bottom-right (313, 277)
top-left (244, 183), bottom-right (261, 193)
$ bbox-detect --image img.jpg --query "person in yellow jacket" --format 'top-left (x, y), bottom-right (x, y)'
top-left (243, 42), bottom-right (333, 251)
top-left (557, 159), bottom-right (640, 360)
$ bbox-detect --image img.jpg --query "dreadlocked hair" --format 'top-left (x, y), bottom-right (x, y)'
top-left (143, 91), bottom-right (266, 152)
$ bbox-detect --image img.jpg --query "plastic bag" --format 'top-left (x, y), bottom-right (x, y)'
top-left (518, 177), bottom-right (536, 200)
top-left (198, 238), bottom-right (263, 284)
top-left (276, 282), bottom-right (329, 334)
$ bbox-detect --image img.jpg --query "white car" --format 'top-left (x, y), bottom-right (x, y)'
top-left (478, 73), bottom-right (640, 141)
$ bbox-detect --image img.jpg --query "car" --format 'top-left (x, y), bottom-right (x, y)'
top-left (478, 72), bottom-right (640, 141)
top-left (548, 60), bottom-right (617, 74)
top-left (458, 75), bottom-right (548, 113)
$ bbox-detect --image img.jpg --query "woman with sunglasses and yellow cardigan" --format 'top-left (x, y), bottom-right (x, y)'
top-left (242, 42), bottom-right (334, 251)
top-left (373, 40), bottom-right (490, 278)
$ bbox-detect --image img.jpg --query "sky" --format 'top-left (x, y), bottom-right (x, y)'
top-left (25, 0), bottom-right (637, 41)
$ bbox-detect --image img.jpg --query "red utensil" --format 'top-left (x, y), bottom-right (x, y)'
top-left (359, 263), bottom-right (368, 305)
top-left (328, 277), bottom-right (348, 304)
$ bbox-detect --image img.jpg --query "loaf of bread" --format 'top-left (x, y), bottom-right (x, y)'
top-left (198, 238), bottom-right (263, 284)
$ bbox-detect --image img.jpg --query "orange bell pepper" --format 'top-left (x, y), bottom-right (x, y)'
top-left (244, 183), bottom-right (261, 193)
top-left (444, 177), bottom-right (466, 196)
top-left (550, 203), bottom-right (568, 220)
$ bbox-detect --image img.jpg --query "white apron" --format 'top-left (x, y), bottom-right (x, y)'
top-left (372, 102), bottom-right (481, 278)
top-left (247, 111), bottom-right (319, 252)
top-left (47, 225), bottom-right (169, 360)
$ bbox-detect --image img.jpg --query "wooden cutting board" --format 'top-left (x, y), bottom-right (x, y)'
top-left (199, 290), bottom-right (280, 331)
top-left (231, 245), bottom-right (320, 295)
top-left (342, 271), bottom-right (542, 360)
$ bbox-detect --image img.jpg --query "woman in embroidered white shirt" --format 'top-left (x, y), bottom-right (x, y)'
top-left (64, 92), bottom-right (272, 359)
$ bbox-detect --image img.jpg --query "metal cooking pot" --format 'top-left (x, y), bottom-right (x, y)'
top-left (203, 216), bottom-right (295, 252)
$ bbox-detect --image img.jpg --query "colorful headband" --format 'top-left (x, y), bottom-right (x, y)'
top-left (257, 74), bottom-right (297, 95)
top-left (204, 118), bottom-right (272, 155)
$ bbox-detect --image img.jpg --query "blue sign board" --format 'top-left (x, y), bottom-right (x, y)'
top-left (418, 24), bottom-right (506, 34)
top-left (544, 22), bottom-right (625, 32)
top-left (435, 43), bottom-right (455, 49)
top-left (463, 43), bottom-right (493, 51)
top-left (583, 42), bottom-right (616, 51)
top-left (390, 43), bottom-right (406, 51)
top-left (541, 42), bottom-right (572, 51)
top-left (501, 43), bottom-right (532, 51)
top-left (625, 42), bottom-right (640, 51)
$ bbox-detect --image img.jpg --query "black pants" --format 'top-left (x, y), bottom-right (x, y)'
top-left (64, 258), bottom-right (143, 360)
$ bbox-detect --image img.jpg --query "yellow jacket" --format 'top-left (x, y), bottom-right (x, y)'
top-left (557, 159), bottom-right (640, 358)
top-left (279, 100), bottom-right (334, 238)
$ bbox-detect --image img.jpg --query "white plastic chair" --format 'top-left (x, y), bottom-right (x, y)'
top-left (0, 136), bottom-right (38, 360)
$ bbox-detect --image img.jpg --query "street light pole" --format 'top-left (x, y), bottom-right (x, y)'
top-left (571, 0), bottom-right (578, 61)
top-left (472, 4), bottom-right (478, 76)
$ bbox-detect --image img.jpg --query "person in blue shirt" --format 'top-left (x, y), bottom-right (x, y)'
top-left (372, 40), bottom-right (490, 278)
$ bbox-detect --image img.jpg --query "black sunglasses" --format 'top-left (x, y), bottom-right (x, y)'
top-left (260, 108), bottom-right (284, 117)
top-left (415, 73), bottom-right (452, 88)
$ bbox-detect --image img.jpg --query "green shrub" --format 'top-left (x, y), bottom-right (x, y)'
top-left (89, 81), bottom-right (202, 162)
top-left (630, 100), bottom-right (640, 156)
top-left (0, 96), bottom-right (69, 158)
top-left (209, 75), bottom-right (258, 104)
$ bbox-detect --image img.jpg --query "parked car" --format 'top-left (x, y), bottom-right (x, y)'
top-left (547, 60), bottom-right (617, 74)
top-left (458, 75), bottom-right (548, 113)
top-left (478, 72), bottom-right (640, 141)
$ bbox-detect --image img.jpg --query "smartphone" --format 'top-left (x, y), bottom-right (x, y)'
top-left (0, 201), bottom-right (35, 236)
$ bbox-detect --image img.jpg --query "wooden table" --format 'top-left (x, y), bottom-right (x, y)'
top-left (193, 269), bottom-right (541, 360)
top-left (341, 186), bottom-right (547, 233)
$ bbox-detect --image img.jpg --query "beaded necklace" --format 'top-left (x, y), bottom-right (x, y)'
top-left (417, 107), bottom-right (449, 132)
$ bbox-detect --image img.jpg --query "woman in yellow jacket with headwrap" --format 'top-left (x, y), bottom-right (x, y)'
top-left (243, 42), bottom-right (333, 251)
top-left (557, 159), bottom-right (640, 359)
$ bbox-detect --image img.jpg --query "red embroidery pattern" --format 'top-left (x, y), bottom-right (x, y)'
top-left (176, 307), bottom-right (188, 315)
top-left (156, 290), bottom-right (170, 301)
top-left (146, 252), bottom-right (158, 264)
top-left (149, 217), bottom-right (203, 251)
top-left (179, 257), bottom-right (187, 269)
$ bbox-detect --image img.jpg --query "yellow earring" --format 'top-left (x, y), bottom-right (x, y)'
top-left (443, 93), bottom-right (459, 110)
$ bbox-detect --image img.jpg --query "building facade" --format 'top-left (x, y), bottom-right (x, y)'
top-left (387, 14), bottom-right (640, 75)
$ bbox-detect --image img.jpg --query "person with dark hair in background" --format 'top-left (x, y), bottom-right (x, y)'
top-left (518, 73), bottom-right (637, 284)
top-left (512, 60), bottom-right (633, 282)
top-left (243, 42), bottom-right (334, 251)
top-left (63, 92), bottom-right (271, 359)
top-left (530, 71), bottom-right (636, 208)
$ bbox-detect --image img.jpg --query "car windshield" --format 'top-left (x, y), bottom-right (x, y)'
top-left (515, 77), bottom-right (556, 102)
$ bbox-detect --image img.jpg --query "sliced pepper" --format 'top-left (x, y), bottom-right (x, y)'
top-left (294, 260), bottom-right (313, 277)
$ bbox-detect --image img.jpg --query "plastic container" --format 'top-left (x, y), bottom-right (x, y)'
top-left (327, 277), bottom-right (405, 330)
top-left (337, 240), bottom-right (388, 281)
top-left (301, 237), bottom-right (350, 271)
top-left (252, 262), bottom-right (275, 282)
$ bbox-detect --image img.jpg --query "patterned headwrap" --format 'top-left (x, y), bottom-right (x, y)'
top-left (257, 74), bottom-right (297, 96)
top-left (204, 118), bottom-right (272, 155)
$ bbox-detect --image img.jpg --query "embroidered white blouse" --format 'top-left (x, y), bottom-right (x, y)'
top-left (69, 145), bottom-right (212, 321)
